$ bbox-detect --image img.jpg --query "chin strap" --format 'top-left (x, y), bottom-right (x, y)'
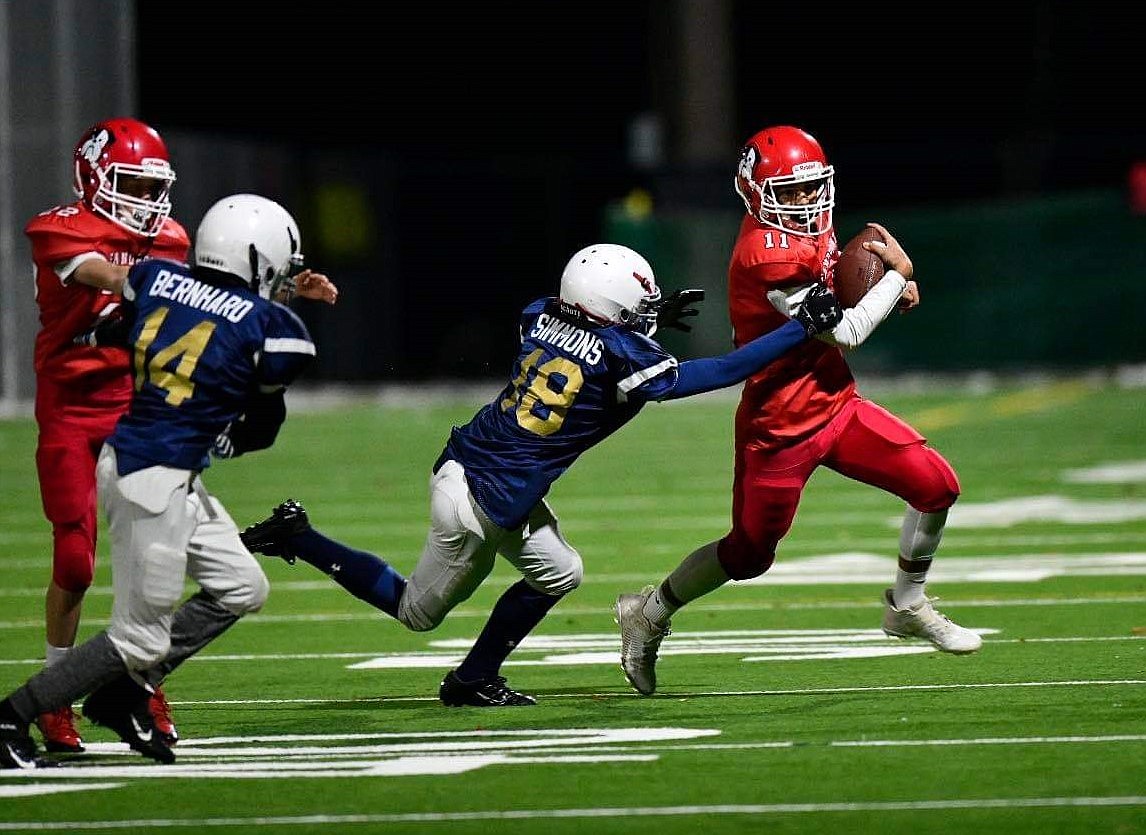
top-left (247, 244), bottom-right (261, 294)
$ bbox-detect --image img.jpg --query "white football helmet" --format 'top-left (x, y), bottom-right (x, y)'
top-left (193, 194), bottom-right (303, 299)
top-left (558, 244), bottom-right (661, 335)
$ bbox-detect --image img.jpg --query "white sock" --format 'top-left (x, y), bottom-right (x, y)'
top-left (44, 643), bottom-right (71, 668)
top-left (893, 560), bottom-right (930, 608)
top-left (642, 541), bottom-right (730, 626)
top-left (893, 507), bottom-right (947, 607)
top-left (642, 585), bottom-right (677, 627)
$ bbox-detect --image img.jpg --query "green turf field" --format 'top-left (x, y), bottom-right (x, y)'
top-left (1, 377), bottom-right (1144, 833)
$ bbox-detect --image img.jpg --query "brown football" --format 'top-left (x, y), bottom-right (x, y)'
top-left (833, 226), bottom-right (886, 308)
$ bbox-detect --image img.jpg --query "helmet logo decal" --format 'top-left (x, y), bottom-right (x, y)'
top-left (737, 146), bottom-right (758, 182)
top-left (139, 157), bottom-right (172, 176)
top-left (79, 128), bottom-right (112, 167)
top-left (792, 161), bottom-right (823, 176)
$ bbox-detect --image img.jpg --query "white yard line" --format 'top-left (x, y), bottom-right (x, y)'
top-left (136, 677), bottom-right (1144, 706)
top-left (0, 796), bottom-right (1144, 829)
top-left (2, 592), bottom-right (1146, 631)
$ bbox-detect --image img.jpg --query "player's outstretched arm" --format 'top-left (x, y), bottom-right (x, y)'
top-left (662, 285), bottom-right (842, 400)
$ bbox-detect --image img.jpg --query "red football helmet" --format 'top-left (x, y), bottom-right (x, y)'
top-left (734, 125), bottom-right (834, 237)
top-left (72, 117), bottom-right (176, 237)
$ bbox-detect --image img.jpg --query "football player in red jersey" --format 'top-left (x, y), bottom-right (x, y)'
top-left (614, 126), bottom-right (981, 696)
top-left (25, 117), bottom-right (189, 751)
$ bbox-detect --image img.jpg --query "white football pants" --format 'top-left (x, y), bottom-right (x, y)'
top-left (95, 444), bottom-right (269, 670)
top-left (397, 459), bottom-right (583, 631)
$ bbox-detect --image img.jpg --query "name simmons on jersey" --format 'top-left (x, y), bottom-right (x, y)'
top-left (529, 312), bottom-right (603, 365)
top-left (148, 269), bottom-right (254, 323)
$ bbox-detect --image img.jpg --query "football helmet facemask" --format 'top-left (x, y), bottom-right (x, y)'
top-left (72, 117), bottom-right (176, 237)
top-left (193, 194), bottom-right (304, 300)
top-left (734, 125), bottom-right (834, 237)
top-left (559, 244), bottom-right (661, 336)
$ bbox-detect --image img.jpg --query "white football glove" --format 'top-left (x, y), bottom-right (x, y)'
top-left (766, 285), bottom-right (812, 318)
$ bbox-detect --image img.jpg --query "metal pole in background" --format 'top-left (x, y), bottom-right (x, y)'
top-left (0, 0), bottom-right (138, 414)
top-left (676, 0), bottom-right (734, 166)
top-left (54, 0), bottom-right (77, 161)
top-left (0, 1), bottom-right (18, 415)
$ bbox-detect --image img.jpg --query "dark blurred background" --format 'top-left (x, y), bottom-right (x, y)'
top-left (2, 1), bottom-right (1144, 405)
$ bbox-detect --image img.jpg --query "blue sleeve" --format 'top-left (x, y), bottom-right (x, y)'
top-left (662, 318), bottom-right (807, 400)
top-left (257, 303), bottom-right (316, 389)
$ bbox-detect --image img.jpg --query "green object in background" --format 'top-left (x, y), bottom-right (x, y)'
top-left (603, 187), bottom-right (683, 280)
top-left (313, 182), bottom-right (376, 261)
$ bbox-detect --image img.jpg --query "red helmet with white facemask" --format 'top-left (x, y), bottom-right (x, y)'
top-left (734, 126), bottom-right (834, 237)
top-left (72, 117), bottom-right (176, 237)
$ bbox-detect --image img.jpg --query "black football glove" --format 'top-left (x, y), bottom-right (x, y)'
top-left (73, 305), bottom-right (133, 348)
top-left (794, 283), bottom-right (843, 336)
top-left (212, 390), bottom-right (288, 460)
top-left (653, 288), bottom-right (705, 333)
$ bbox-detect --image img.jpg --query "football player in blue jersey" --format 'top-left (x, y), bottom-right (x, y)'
top-left (1, 194), bottom-right (328, 769)
top-left (240, 243), bottom-right (842, 707)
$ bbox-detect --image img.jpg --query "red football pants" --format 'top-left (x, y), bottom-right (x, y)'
top-left (719, 396), bottom-right (960, 580)
top-left (34, 375), bottom-right (132, 591)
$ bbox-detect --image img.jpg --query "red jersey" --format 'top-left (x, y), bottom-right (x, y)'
top-left (728, 214), bottom-right (854, 451)
top-left (26, 202), bottom-right (190, 385)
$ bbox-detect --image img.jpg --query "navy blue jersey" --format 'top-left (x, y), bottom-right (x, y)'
top-left (443, 298), bottom-right (680, 529)
top-left (109, 259), bottom-right (315, 475)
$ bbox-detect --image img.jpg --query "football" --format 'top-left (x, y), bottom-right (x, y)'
top-left (833, 226), bottom-right (886, 308)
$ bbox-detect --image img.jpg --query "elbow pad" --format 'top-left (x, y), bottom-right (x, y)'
top-left (818, 270), bottom-right (908, 349)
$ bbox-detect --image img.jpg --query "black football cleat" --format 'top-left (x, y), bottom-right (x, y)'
top-left (83, 677), bottom-right (175, 765)
top-left (240, 500), bottom-right (310, 563)
top-left (1, 720), bottom-right (55, 770)
top-left (439, 670), bottom-right (537, 707)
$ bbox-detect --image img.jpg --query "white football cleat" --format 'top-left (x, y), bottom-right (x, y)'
top-left (881, 588), bottom-right (982, 654)
top-left (614, 585), bottom-right (671, 695)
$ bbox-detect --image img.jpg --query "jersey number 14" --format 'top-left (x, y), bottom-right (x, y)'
top-left (133, 306), bottom-right (216, 406)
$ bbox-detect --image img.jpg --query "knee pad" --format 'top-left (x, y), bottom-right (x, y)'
top-left (51, 523), bottom-right (96, 592)
top-left (908, 446), bottom-right (961, 513)
top-left (716, 534), bottom-right (776, 581)
top-left (215, 562), bottom-right (271, 615)
top-left (529, 553), bottom-right (582, 597)
top-left (397, 599), bottom-right (442, 633)
top-left (108, 627), bottom-right (172, 671)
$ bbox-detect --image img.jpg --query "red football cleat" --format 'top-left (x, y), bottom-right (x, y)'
top-left (149, 687), bottom-right (179, 746)
top-left (36, 705), bottom-right (84, 753)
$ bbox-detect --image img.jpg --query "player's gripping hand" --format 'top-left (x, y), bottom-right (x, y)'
top-left (211, 432), bottom-right (237, 459)
top-left (654, 288), bottom-right (705, 332)
top-left (291, 270), bottom-right (339, 304)
top-left (72, 304), bottom-right (132, 348)
top-left (793, 283), bottom-right (843, 336)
